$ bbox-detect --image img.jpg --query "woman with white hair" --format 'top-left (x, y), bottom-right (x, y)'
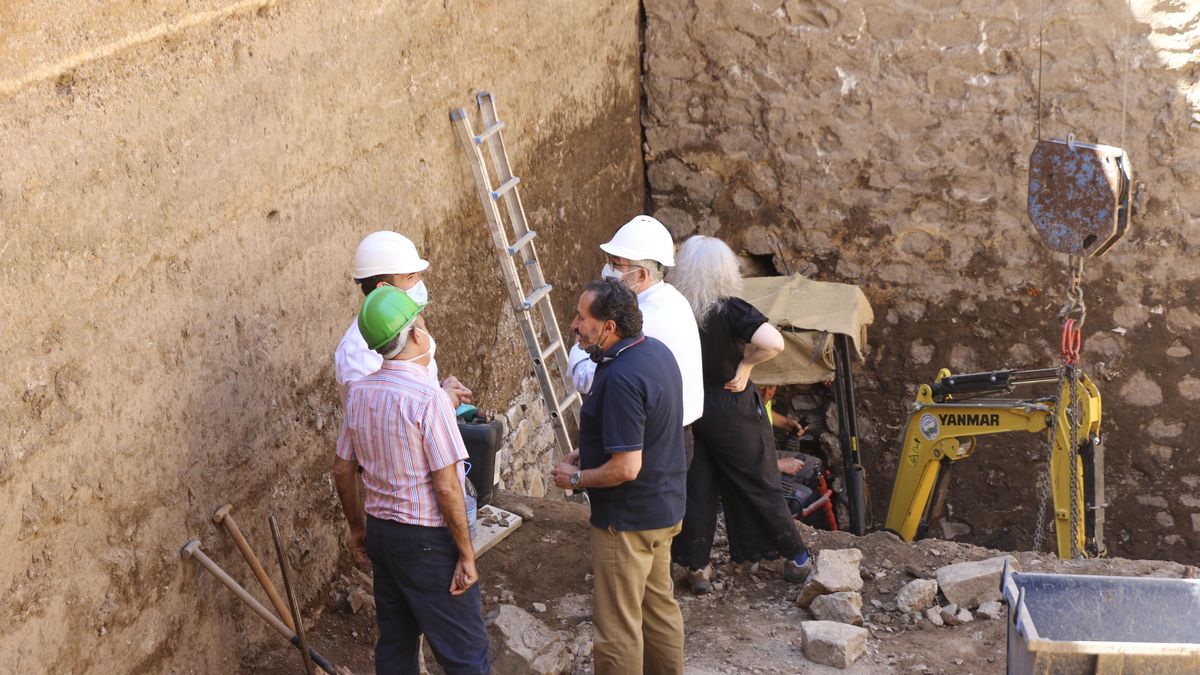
top-left (669, 235), bottom-right (812, 594)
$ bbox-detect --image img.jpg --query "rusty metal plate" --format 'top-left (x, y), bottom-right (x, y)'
top-left (1028, 138), bottom-right (1131, 257)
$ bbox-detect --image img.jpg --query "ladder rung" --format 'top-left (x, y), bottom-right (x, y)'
top-left (557, 391), bottom-right (580, 412)
top-left (474, 120), bottom-right (506, 145)
top-left (539, 339), bottom-right (562, 361)
top-left (491, 176), bottom-right (520, 200)
top-left (507, 230), bottom-right (538, 256)
top-left (520, 284), bottom-right (552, 311)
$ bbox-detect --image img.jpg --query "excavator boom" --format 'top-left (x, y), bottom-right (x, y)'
top-left (884, 368), bottom-right (1103, 559)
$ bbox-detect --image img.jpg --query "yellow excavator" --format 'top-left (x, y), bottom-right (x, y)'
top-left (884, 366), bottom-right (1105, 560)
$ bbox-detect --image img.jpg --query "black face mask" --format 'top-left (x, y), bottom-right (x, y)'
top-left (585, 325), bottom-right (609, 363)
top-left (586, 343), bottom-right (605, 363)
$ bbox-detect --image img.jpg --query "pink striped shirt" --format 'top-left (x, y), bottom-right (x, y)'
top-left (336, 360), bottom-right (468, 528)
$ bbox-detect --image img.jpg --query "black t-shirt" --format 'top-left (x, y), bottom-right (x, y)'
top-left (699, 297), bottom-right (769, 389)
top-left (578, 334), bottom-right (687, 531)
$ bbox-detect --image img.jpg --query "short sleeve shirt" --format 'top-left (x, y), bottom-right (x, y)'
top-left (578, 335), bottom-right (687, 531)
top-left (699, 297), bottom-right (769, 389)
top-left (336, 360), bottom-right (467, 527)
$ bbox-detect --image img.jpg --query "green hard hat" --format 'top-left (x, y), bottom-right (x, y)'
top-left (358, 286), bottom-right (424, 351)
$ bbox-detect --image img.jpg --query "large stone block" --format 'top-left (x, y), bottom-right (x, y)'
top-left (801, 620), bottom-right (868, 668)
top-left (798, 548), bottom-right (864, 607)
top-left (488, 604), bottom-right (573, 675)
top-left (935, 556), bottom-right (1017, 609)
top-left (811, 591), bottom-right (864, 626)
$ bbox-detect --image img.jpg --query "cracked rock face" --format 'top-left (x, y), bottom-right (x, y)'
top-left (643, 0), bottom-right (1200, 567)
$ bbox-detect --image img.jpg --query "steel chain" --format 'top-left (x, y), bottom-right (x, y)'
top-left (1032, 364), bottom-right (1064, 553)
top-left (1067, 363), bottom-right (1083, 558)
top-left (1035, 256), bottom-right (1088, 556)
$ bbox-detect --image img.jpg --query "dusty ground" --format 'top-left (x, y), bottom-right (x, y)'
top-left (246, 493), bottom-right (1196, 674)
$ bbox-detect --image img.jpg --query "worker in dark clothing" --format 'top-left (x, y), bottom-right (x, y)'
top-left (668, 235), bottom-right (813, 595)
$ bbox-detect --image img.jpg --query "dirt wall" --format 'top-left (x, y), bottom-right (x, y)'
top-left (0, 0), bottom-right (643, 671)
top-left (643, 0), bottom-right (1200, 562)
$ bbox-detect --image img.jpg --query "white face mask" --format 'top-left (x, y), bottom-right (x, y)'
top-left (404, 280), bottom-right (429, 305)
top-left (403, 327), bottom-right (435, 364)
top-left (601, 263), bottom-right (639, 284)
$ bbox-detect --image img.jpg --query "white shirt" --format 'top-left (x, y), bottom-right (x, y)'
top-left (568, 281), bottom-right (704, 425)
top-left (335, 319), bottom-right (439, 403)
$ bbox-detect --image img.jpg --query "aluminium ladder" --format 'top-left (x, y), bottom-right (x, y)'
top-left (450, 92), bottom-right (581, 470)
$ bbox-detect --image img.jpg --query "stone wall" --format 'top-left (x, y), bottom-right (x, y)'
top-left (643, 0), bottom-right (1200, 561)
top-left (0, 1), bottom-right (642, 670)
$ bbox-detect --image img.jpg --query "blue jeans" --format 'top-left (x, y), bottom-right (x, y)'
top-left (365, 515), bottom-right (489, 675)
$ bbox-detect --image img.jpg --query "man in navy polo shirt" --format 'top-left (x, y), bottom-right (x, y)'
top-left (552, 278), bottom-right (687, 675)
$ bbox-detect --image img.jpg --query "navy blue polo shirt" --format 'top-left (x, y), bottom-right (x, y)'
top-left (578, 333), bottom-right (687, 531)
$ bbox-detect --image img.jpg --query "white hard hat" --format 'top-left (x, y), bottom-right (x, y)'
top-left (352, 231), bottom-right (429, 279)
top-left (599, 215), bottom-right (676, 267)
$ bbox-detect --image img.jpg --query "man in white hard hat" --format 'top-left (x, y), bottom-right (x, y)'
top-left (568, 215), bottom-right (703, 463)
top-left (335, 231), bottom-right (473, 407)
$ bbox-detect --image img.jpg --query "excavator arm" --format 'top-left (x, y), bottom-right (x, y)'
top-left (884, 367), bottom-right (1103, 559)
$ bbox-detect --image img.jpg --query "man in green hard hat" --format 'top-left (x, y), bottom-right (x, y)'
top-left (332, 286), bottom-right (489, 674)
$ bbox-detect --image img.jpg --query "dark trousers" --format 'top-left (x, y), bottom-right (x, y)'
top-left (672, 386), bottom-right (807, 569)
top-left (365, 515), bottom-right (489, 675)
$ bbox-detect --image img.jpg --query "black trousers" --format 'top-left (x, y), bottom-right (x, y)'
top-left (365, 515), bottom-right (490, 675)
top-left (672, 386), bottom-right (808, 570)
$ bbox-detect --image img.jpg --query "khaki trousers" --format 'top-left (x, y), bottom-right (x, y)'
top-left (590, 522), bottom-right (685, 675)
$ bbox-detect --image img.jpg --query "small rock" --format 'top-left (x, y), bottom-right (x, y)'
top-left (500, 590), bottom-right (514, 603)
top-left (925, 606), bottom-right (944, 626)
top-left (956, 608), bottom-right (974, 624)
top-left (531, 602), bottom-right (547, 613)
top-left (895, 578), bottom-right (939, 613)
top-left (810, 592), bottom-right (863, 625)
top-left (976, 600), bottom-right (1004, 620)
top-left (348, 587), bottom-right (372, 614)
top-left (940, 604), bottom-right (961, 626)
top-left (801, 620), bottom-right (869, 668)
top-left (570, 634), bottom-right (593, 659)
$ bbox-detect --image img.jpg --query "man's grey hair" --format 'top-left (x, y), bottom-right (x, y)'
top-left (377, 325), bottom-right (413, 359)
top-left (630, 258), bottom-right (666, 283)
top-left (668, 235), bottom-right (743, 326)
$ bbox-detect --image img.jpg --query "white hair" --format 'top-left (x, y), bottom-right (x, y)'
top-left (378, 326), bottom-right (413, 359)
top-left (668, 235), bottom-right (743, 326)
top-left (630, 258), bottom-right (666, 282)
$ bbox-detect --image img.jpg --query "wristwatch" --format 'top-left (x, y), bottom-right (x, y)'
top-left (570, 470), bottom-right (583, 489)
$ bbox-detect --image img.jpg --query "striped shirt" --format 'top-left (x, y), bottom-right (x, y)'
top-left (336, 360), bottom-right (468, 528)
